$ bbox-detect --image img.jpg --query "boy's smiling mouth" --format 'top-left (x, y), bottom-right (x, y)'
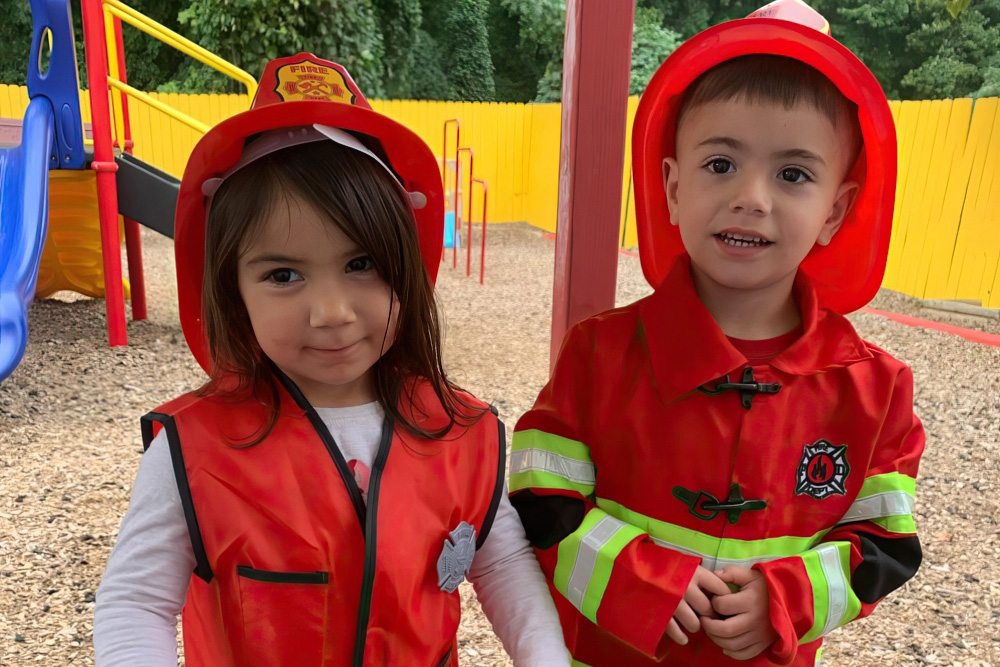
top-left (716, 232), bottom-right (773, 248)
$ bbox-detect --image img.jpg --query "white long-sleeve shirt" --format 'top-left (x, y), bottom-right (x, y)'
top-left (94, 402), bottom-right (569, 666)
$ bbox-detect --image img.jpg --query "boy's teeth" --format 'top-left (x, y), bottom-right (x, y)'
top-left (719, 233), bottom-right (768, 247)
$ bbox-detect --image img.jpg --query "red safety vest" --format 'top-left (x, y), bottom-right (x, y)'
top-left (142, 376), bottom-right (504, 667)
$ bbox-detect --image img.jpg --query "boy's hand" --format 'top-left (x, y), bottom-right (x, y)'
top-left (701, 566), bottom-right (778, 660)
top-left (666, 566), bottom-right (730, 645)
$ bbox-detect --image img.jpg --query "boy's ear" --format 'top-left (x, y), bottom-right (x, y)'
top-left (663, 158), bottom-right (679, 226)
top-left (816, 180), bottom-right (860, 246)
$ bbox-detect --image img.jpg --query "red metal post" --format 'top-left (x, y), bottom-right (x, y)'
top-left (81, 0), bottom-right (128, 346)
top-left (550, 0), bottom-right (635, 371)
top-left (472, 178), bottom-right (487, 285)
top-left (113, 16), bottom-right (147, 321)
top-left (442, 119), bottom-right (459, 266)
top-left (457, 147), bottom-right (474, 276)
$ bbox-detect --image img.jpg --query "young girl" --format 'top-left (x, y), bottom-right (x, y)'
top-left (94, 54), bottom-right (570, 667)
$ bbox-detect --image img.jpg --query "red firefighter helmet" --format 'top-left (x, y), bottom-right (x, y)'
top-left (632, 0), bottom-right (896, 314)
top-left (174, 54), bottom-right (444, 374)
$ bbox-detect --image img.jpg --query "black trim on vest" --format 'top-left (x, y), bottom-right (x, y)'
top-left (140, 411), bottom-right (170, 452)
top-left (141, 412), bottom-right (214, 583)
top-left (236, 565), bottom-right (329, 585)
top-left (352, 417), bottom-right (394, 667)
top-left (435, 645), bottom-right (453, 667)
top-left (273, 369), bottom-right (367, 531)
top-left (476, 407), bottom-right (506, 550)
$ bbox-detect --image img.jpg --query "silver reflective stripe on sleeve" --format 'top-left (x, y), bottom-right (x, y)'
top-left (648, 537), bottom-right (780, 571)
top-left (566, 516), bottom-right (625, 609)
top-left (839, 491), bottom-right (915, 523)
top-left (509, 448), bottom-right (596, 486)
top-left (816, 543), bottom-right (849, 637)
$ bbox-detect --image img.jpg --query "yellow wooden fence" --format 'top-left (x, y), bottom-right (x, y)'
top-left (1, 84), bottom-right (996, 307)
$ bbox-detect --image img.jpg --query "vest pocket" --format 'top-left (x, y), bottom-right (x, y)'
top-left (236, 566), bottom-right (329, 661)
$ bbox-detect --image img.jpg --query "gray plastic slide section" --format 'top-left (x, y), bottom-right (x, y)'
top-left (114, 152), bottom-right (179, 239)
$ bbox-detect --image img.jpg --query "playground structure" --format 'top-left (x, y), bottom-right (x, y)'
top-left (442, 118), bottom-right (488, 284)
top-left (0, 0), bottom-right (492, 383)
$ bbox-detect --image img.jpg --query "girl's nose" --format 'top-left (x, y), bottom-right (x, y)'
top-left (729, 174), bottom-right (771, 216)
top-left (310, 289), bottom-right (357, 328)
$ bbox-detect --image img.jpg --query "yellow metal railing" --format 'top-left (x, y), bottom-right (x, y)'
top-left (97, 0), bottom-right (254, 145)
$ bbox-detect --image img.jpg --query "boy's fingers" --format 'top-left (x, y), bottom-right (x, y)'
top-left (705, 625), bottom-right (757, 652)
top-left (715, 566), bottom-right (757, 588)
top-left (665, 618), bottom-right (689, 646)
top-left (701, 614), bottom-right (751, 640)
top-left (711, 590), bottom-right (746, 617)
top-left (723, 639), bottom-right (771, 661)
top-left (674, 601), bottom-right (701, 634)
top-left (698, 570), bottom-right (733, 597)
top-left (686, 588), bottom-right (714, 617)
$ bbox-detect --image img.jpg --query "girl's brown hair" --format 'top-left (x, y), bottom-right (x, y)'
top-left (198, 138), bottom-right (484, 444)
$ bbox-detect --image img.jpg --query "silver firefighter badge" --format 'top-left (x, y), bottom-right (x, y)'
top-left (795, 439), bottom-right (850, 499)
top-left (437, 521), bottom-right (477, 593)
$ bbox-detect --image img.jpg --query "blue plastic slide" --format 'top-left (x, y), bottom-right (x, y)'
top-left (0, 97), bottom-right (54, 382)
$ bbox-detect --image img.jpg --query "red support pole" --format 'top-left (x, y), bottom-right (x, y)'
top-left (550, 0), bottom-right (635, 370)
top-left (113, 17), bottom-right (147, 321)
top-left (457, 147), bottom-right (474, 276)
top-left (81, 0), bottom-right (127, 346)
top-left (472, 178), bottom-right (487, 285)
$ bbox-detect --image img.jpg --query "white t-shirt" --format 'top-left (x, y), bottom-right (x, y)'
top-left (94, 402), bottom-right (569, 666)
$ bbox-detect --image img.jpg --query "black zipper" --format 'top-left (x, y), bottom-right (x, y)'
top-left (274, 370), bottom-right (367, 528)
top-left (351, 416), bottom-right (394, 667)
top-left (236, 566), bottom-right (329, 584)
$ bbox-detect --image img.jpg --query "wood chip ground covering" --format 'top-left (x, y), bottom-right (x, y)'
top-left (1, 224), bottom-right (997, 666)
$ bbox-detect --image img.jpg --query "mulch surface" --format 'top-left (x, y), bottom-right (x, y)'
top-left (2, 223), bottom-right (997, 666)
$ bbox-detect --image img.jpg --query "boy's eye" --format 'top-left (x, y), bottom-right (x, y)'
top-left (346, 256), bottom-right (376, 273)
top-left (779, 167), bottom-right (810, 183)
top-left (266, 268), bottom-right (302, 284)
top-left (707, 158), bottom-right (734, 174)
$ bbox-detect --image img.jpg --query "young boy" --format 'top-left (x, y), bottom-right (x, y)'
top-left (508, 1), bottom-right (924, 665)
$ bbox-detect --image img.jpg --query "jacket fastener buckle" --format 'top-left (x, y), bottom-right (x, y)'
top-left (672, 483), bottom-right (767, 524)
top-left (697, 367), bottom-right (781, 409)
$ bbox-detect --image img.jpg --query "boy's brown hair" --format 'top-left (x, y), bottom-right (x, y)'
top-left (678, 54), bottom-right (862, 172)
top-left (199, 139), bottom-right (484, 445)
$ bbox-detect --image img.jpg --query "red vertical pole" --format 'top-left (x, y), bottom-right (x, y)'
top-left (81, 0), bottom-right (127, 346)
top-left (458, 147), bottom-right (474, 276)
top-left (113, 17), bottom-right (147, 321)
top-left (473, 179), bottom-right (487, 285)
top-left (550, 0), bottom-right (635, 371)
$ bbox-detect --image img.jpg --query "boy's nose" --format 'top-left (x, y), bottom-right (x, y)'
top-left (729, 175), bottom-right (771, 215)
top-left (310, 288), bottom-right (357, 328)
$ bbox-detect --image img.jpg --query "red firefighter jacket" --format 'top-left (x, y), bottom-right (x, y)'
top-left (141, 374), bottom-right (505, 667)
top-left (509, 256), bottom-right (923, 666)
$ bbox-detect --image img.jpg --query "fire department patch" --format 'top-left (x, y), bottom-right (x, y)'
top-left (437, 521), bottom-right (476, 593)
top-left (274, 60), bottom-right (356, 104)
top-left (795, 439), bottom-right (850, 499)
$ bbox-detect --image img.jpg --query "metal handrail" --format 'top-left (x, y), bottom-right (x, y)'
top-left (101, 0), bottom-right (256, 98)
top-left (106, 78), bottom-right (210, 133)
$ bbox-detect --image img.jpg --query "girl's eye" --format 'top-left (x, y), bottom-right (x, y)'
top-left (347, 256), bottom-right (376, 273)
top-left (779, 167), bottom-right (810, 183)
top-left (707, 158), bottom-right (734, 174)
top-left (266, 268), bottom-right (302, 284)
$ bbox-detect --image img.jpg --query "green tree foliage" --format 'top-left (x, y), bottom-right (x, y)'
top-left (374, 0), bottom-right (422, 98)
top-left (440, 0), bottom-right (495, 101)
top-left (175, 0), bottom-right (385, 96)
top-left (816, 0), bottom-right (1000, 99)
top-left (0, 3), bottom-right (35, 87)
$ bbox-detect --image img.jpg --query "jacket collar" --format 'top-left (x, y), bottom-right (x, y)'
top-left (639, 255), bottom-right (872, 404)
